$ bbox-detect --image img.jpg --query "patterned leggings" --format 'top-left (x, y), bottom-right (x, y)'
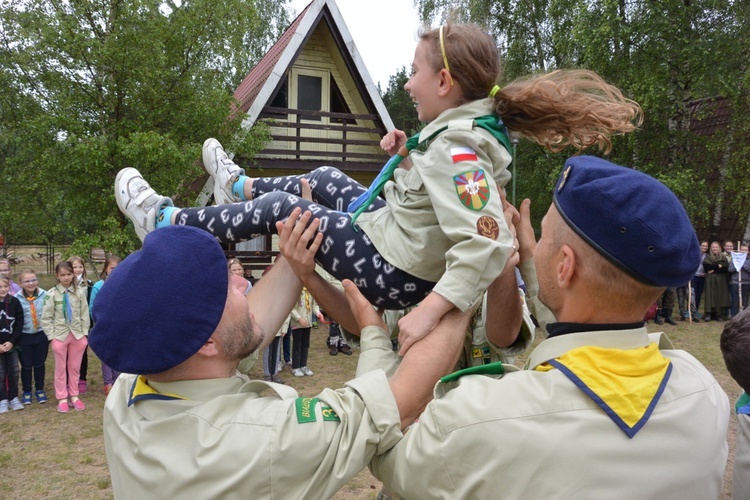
top-left (176, 167), bottom-right (434, 309)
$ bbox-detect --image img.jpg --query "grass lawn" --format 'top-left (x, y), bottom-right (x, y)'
top-left (3, 269), bottom-right (740, 499)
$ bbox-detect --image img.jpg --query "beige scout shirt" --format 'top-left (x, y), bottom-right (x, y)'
top-left (103, 326), bottom-right (402, 500)
top-left (357, 99), bottom-right (513, 312)
top-left (733, 397), bottom-right (750, 499)
top-left (289, 288), bottom-right (319, 329)
top-left (41, 284), bottom-right (90, 341)
top-left (355, 294), bottom-right (534, 379)
top-left (371, 327), bottom-right (729, 499)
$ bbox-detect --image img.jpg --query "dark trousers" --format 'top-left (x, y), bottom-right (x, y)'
top-left (0, 350), bottom-right (20, 401)
top-left (691, 276), bottom-right (705, 310)
top-left (282, 325), bottom-right (291, 363)
top-left (265, 337), bottom-right (281, 376)
top-left (291, 328), bottom-right (311, 369)
top-left (731, 283), bottom-right (750, 317)
top-left (177, 167), bottom-right (434, 309)
top-left (80, 346), bottom-right (88, 381)
top-left (19, 331), bottom-right (48, 392)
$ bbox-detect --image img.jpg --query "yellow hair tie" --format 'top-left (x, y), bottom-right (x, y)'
top-left (439, 25), bottom-right (454, 87)
top-left (489, 85), bottom-right (500, 98)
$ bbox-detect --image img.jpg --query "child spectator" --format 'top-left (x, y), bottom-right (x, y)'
top-left (89, 255), bottom-right (121, 395)
top-left (227, 258), bottom-right (252, 295)
top-left (720, 309), bottom-right (750, 499)
top-left (262, 314), bottom-right (289, 384)
top-left (42, 261), bottom-right (90, 413)
top-left (0, 275), bottom-right (24, 412)
top-left (68, 255), bottom-right (93, 394)
top-left (0, 259), bottom-right (21, 296)
top-left (290, 287), bottom-right (322, 377)
top-left (14, 269), bottom-right (48, 404)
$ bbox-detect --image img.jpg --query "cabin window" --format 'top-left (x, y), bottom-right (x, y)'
top-left (297, 75), bottom-right (322, 121)
top-left (330, 77), bottom-right (355, 124)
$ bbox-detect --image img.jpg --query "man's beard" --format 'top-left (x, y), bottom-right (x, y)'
top-left (219, 313), bottom-right (264, 361)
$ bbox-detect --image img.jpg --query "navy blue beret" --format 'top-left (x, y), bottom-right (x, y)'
top-left (553, 156), bottom-right (700, 288)
top-left (89, 225), bottom-right (229, 374)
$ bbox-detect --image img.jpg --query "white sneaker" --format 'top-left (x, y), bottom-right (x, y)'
top-left (301, 366), bottom-right (314, 376)
top-left (292, 368), bottom-right (304, 377)
top-left (277, 361), bottom-right (283, 372)
top-left (9, 397), bottom-right (23, 411)
top-left (0, 400), bottom-right (7, 414)
top-left (203, 138), bottom-right (245, 205)
top-left (115, 168), bottom-right (174, 242)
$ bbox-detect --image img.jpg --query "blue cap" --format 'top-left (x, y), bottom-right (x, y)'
top-left (89, 225), bottom-right (229, 374)
top-left (553, 156), bottom-right (700, 288)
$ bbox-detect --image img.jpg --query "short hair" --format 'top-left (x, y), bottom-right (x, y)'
top-left (721, 308), bottom-right (750, 394)
top-left (553, 213), bottom-right (664, 309)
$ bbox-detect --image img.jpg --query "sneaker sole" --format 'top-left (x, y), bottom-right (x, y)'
top-left (115, 168), bottom-right (172, 242)
top-left (202, 138), bottom-right (242, 205)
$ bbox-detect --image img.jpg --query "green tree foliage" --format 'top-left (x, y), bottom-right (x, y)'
top-left (0, 0), bottom-right (286, 253)
top-left (380, 66), bottom-right (420, 135)
top-left (412, 0), bottom-right (749, 236)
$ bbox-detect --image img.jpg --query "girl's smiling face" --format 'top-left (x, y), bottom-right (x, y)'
top-left (404, 40), bottom-right (449, 123)
top-left (72, 261), bottom-right (84, 277)
top-left (19, 274), bottom-right (38, 295)
top-left (229, 262), bottom-right (244, 277)
top-left (57, 268), bottom-right (74, 288)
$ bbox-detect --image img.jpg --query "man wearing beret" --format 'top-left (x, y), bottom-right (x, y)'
top-left (89, 208), bottom-right (518, 498)
top-left (367, 156), bottom-right (730, 498)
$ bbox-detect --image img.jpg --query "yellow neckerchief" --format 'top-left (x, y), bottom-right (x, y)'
top-left (535, 343), bottom-right (671, 438)
top-left (128, 375), bottom-right (187, 407)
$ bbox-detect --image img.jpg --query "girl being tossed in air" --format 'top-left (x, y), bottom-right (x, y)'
top-left (116, 23), bottom-right (641, 353)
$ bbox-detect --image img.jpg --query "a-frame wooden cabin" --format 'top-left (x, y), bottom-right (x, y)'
top-left (213, 0), bottom-right (395, 276)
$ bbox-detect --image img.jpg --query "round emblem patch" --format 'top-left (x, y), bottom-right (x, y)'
top-left (477, 216), bottom-right (500, 239)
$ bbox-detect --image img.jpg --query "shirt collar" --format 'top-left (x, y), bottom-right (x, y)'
top-left (527, 326), bottom-right (653, 370)
top-left (547, 321), bottom-right (645, 338)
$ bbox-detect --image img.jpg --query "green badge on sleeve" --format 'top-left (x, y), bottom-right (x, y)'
top-left (295, 398), bottom-right (341, 423)
top-left (321, 405), bottom-right (341, 422)
top-left (296, 397), bottom-right (318, 423)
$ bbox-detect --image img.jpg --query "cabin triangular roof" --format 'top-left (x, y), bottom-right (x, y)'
top-left (234, 0), bottom-right (394, 131)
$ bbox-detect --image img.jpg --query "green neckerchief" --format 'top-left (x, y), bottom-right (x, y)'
top-left (347, 115), bottom-right (511, 227)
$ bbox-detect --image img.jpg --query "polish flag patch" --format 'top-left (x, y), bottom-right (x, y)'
top-left (450, 147), bottom-right (478, 163)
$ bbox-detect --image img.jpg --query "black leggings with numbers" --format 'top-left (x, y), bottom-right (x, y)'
top-left (175, 166), bottom-right (434, 309)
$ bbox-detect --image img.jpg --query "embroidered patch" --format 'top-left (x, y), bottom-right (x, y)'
top-left (454, 170), bottom-right (490, 210)
top-left (321, 405), bottom-right (341, 422)
top-left (450, 147), bottom-right (478, 163)
top-left (295, 397), bottom-right (318, 423)
top-left (477, 216), bottom-right (500, 239)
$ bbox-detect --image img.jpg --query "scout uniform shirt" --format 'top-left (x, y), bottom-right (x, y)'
top-left (102, 326), bottom-right (402, 499)
top-left (356, 99), bottom-right (513, 312)
top-left (370, 327), bottom-right (729, 499)
top-left (41, 284), bottom-right (90, 341)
